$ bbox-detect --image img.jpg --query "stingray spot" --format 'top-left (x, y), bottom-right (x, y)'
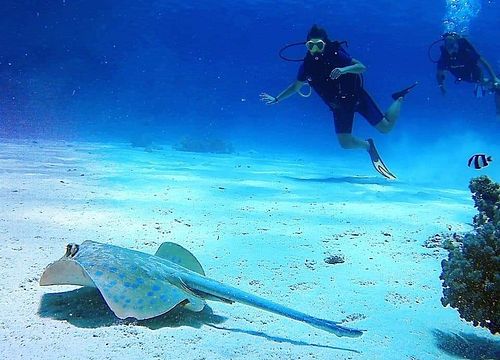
top-left (137, 299), bottom-right (144, 305)
top-left (147, 291), bottom-right (154, 297)
top-left (160, 294), bottom-right (169, 301)
top-left (124, 282), bottom-right (131, 288)
top-left (135, 278), bottom-right (144, 285)
top-left (106, 280), bottom-right (117, 288)
top-left (109, 267), bottom-right (118, 273)
top-left (152, 285), bottom-right (161, 291)
top-left (125, 298), bottom-right (131, 304)
top-left (118, 273), bottom-right (126, 279)
top-left (94, 271), bottom-right (104, 276)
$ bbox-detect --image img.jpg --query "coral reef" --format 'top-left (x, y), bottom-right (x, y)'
top-left (440, 176), bottom-right (500, 334)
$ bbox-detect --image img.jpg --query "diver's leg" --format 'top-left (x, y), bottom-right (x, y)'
top-left (472, 67), bottom-right (489, 96)
top-left (475, 66), bottom-right (486, 83)
top-left (332, 107), bottom-right (370, 149)
top-left (356, 89), bottom-right (401, 134)
top-left (336, 133), bottom-right (369, 150)
top-left (376, 98), bottom-right (404, 133)
top-left (376, 82), bottom-right (418, 132)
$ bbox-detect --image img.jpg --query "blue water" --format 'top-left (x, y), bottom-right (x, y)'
top-left (1, 2), bottom-right (499, 181)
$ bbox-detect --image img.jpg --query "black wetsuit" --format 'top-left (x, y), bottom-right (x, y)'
top-left (437, 38), bottom-right (481, 83)
top-left (297, 42), bottom-right (383, 134)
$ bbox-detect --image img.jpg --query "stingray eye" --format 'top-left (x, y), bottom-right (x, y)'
top-left (70, 244), bottom-right (79, 257)
top-left (64, 244), bottom-right (72, 257)
top-left (65, 243), bottom-right (79, 258)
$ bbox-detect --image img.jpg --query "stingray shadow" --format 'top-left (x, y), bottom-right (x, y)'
top-left (284, 175), bottom-right (394, 186)
top-left (432, 329), bottom-right (500, 359)
top-left (38, 287), bottom-right (226, 330)
top-left (39, 287), bottom-right (360, 352)
top-left (207, 324), bottom-right (360, 354)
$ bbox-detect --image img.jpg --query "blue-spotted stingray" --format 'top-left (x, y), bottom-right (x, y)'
top-left (40, 241), bottom-right (363, 337)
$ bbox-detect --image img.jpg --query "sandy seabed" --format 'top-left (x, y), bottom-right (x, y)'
top-left (0, 139), bottom-right (498, 360)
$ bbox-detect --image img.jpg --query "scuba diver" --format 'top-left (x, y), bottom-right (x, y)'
top-left (434, 32), bottom-right (500, 117)
top-left (260, 25), bottom-right (416, 179)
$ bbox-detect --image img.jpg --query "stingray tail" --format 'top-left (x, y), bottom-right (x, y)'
top-left (307, 316), bottom-right (364, 337)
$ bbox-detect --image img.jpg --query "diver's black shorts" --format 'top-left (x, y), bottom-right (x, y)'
top-left (330, 89), bottom-right (384, 134)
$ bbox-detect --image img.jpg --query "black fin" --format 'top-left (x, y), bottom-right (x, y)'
top-left (391, 82), bottom-right (418, 100)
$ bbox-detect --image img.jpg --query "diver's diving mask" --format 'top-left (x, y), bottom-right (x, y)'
top-left (305, 39), bottom-right (326, 52)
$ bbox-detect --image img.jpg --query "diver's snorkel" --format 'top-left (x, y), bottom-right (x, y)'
top-left (278, 41), bottom-right (307, 62)
top-left (278, 40), bottom-right (348, 61)
top-left (427, 38), bottom-right (444, 63)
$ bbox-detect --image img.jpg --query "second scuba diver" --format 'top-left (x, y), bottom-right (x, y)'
top-left (435, 32), bottom-right (500, 118)
top-left (260, 25), bottom-right (416, 179)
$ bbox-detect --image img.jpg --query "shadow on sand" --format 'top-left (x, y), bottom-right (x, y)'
top-left (207, 324), bottom-right (360, 353)
top-left (38, 287), bottom-right (225, 330)
top-left (38, 287), bottom-right (360, 353)
top-left (284, 175), bottom-right (393, 186)
top-left (433, 329), bottom-right (500, 359)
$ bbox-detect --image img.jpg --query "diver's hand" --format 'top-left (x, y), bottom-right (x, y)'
top-left (439, 85), bottom-right (446, 95)
top-left (260, 93), bottom-right (279, 105)
top-left (330, 67), bottom-right (346, 80)
top-left (493, 78), bottom-right (500, 89)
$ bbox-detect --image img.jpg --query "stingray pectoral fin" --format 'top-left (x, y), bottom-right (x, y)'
top-left (85, 267), bottom-right (207, 319)
top-left (154, 242), bottom-right (205, 276)
top-left (39, 259), bottom-right (95, 287)
top-left (93, 277), bottom-right (201, 320)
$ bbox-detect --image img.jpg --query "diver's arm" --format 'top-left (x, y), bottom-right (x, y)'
top-left (260, 81), bottom-right (304, 105)
top-left (464, 37), bottom-right (500, 83)
top-left (330, 59), bottom-right (366, 79)
top-left (344, 59), bottom-right (366, 74)
top-left (437, 70), bottom-right (446, 94)
top-left (478, 57), bottom-right (500, 84)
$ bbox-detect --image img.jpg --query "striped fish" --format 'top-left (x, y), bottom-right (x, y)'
top-left (468, 154), bottom-right (492, 169)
